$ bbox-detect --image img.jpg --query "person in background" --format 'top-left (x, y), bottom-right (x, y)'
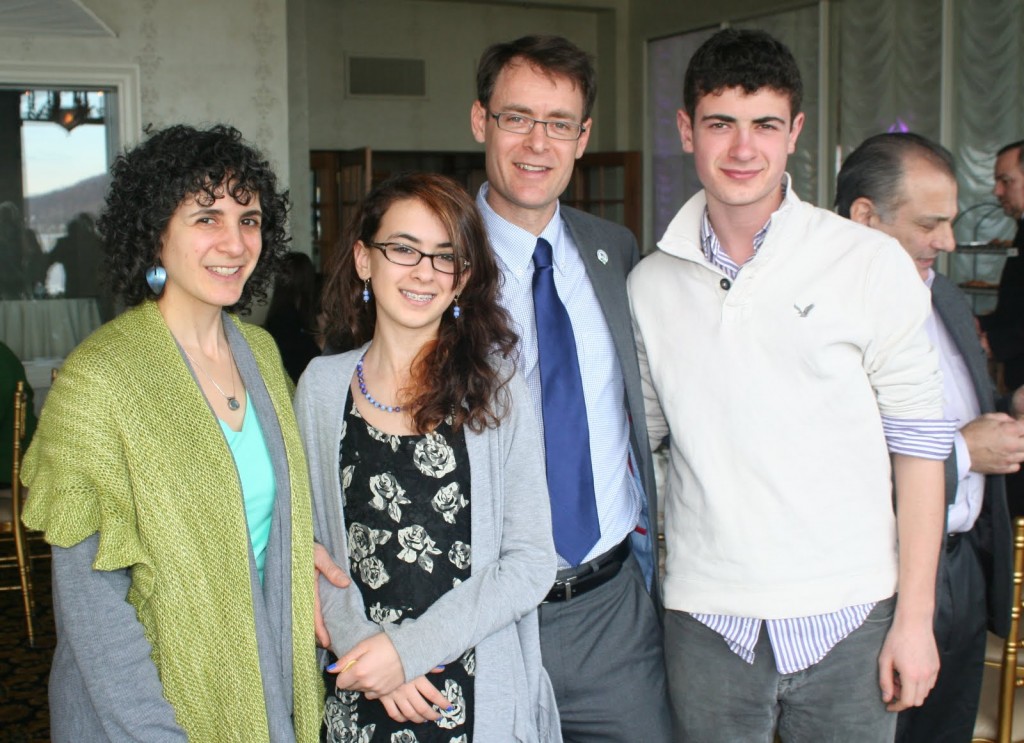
top-left (630, 28), bottom-right (952, 741)
top-left (837, 131), bottom-right (1018, 743)
top-left (265, 251), bottom-right (322, 383)
top-left (979, 140), bottom-right (1024, 518)
top-left (48, 212), bottom-right (105, 299)
top-left (0, 202), bottom-right (45, 299)
top-left (979, 139), bottom-right (1024, 391)
top-left (21, 124), bottom-right (322, 742)
top-left (296, 171), bottom-right (560, 742)
top-left (0, 340), bottom-right (36, 488)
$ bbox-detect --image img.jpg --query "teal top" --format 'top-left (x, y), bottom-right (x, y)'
top-left (219, 393), bottom-right (276, 582)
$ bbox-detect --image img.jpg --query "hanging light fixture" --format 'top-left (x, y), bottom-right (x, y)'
top-left (21, 89), bottom-right (105, 132)
top-left (51, 91), bottom-right (92, 133)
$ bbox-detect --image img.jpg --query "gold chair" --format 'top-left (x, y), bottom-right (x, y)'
top-left (974, 517), bottom-right (1024, 743)
top-left (0, 380), bottom-right (37, 646)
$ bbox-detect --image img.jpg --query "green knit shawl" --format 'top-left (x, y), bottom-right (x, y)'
top-left (22, 301), bottom-right (322, 742)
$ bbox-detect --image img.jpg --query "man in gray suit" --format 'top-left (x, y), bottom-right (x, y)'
top-left (837, 132), bottom-right (1020, 743)
top-left (469, 34), bottom-right (671, 742)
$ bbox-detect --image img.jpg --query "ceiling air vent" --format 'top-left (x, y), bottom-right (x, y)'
top-left (348, 57), bottom-right (426, 98)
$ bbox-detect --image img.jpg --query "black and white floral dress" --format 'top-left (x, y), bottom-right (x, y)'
top-left (323, 396), bottom-right (475, 743)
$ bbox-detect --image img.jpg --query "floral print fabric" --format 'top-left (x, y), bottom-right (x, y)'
top-left (323, 398), bottom-right (475, 743)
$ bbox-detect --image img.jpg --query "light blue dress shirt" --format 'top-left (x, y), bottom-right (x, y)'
top-left (476, 184), bottom-right (643, 566)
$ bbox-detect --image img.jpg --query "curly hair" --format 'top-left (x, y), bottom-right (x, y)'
top-left (97, 123), bottom-right (290, 313)
top-left (476, 35), bottom-right (597, 121)
top-left (321, 172), bottom-right (518, 434)
top-left (683, 28), bottom-right (803, 121)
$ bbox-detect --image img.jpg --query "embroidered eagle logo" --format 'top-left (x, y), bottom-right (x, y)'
top-left (794, 303), bottom-right (815, 317)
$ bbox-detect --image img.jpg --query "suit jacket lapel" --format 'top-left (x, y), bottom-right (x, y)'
top-left (562, 208), bottom-right (635, 370)
top-left (931, 274), bottom-right (994, 415)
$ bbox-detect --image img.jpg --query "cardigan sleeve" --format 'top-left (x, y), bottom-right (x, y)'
top-left (381, 371), bottom-right (557, 680)
top-left (50, 536), bottom-right (187, 742)
top-left (293, 356), bottom-right (382, 659)
top-left (21, 341), bottom-right (150, 575)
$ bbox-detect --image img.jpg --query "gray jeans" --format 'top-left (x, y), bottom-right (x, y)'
top-left (665, 596), bottom-right (898, 742)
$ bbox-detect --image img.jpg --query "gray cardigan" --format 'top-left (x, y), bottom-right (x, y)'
top-left (294, 345), bottom-right (562, 743)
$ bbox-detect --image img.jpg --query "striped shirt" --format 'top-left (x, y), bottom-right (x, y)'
top-left (692, 193), bottom-right (955, 673)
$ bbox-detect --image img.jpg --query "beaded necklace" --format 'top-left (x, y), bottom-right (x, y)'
top-left (356, 352), bottom-right (402, 413)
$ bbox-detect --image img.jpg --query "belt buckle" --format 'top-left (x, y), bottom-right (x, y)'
top-left (560, 576), bottom-right (577, 601)
top-left (548, 575), bottom-right (578, 602)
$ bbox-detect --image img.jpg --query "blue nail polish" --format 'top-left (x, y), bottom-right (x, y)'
top-left (446, 705), bottom-right (454, 712)
top-left (435, 665), bottom-right (445, 671)
top-left (326, 661), bottom-right (338, 672)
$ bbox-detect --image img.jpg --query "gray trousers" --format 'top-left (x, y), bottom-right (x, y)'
top-left (665, 597), bottom-right (898, 742)
top-left (538, 554), bottom-right (673, 743)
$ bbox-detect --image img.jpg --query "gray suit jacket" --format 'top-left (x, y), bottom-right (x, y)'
top-left (561, 205), bottom-right (662, 607)
top-left (932, 272), bottom-right (1013, 636)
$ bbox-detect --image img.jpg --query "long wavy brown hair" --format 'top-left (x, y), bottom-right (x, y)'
top-left (321, 172), bottom-right (518, 433)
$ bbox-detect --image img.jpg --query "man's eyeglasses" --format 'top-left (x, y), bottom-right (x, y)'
top-left (366, 242), bottom-right (468, 275)
top-left (489, 111), bottom-right (586, 141)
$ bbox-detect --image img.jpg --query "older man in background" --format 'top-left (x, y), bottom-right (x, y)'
top-left (837, 131), bottom-right (1018, 743)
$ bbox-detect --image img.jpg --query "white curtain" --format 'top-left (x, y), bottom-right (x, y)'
top-left (953, 0), bottom-right (1024, 214)
top-left (838, 0), bottom-right (942, 155)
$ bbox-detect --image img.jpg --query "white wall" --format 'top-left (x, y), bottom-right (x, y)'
top-left (302, 0), bottom-right (605, 152)
top-left (0, 0), bottom-right (292, 198)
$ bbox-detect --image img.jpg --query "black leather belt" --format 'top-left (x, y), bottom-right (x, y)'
top-left (544, 538), bottom-right (631, 603)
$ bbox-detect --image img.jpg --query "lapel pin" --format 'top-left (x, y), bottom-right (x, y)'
top-left (596, 249), bottom-right (609, 265)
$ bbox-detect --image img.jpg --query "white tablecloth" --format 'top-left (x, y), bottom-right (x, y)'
top-left (0, 298), bottom-right (102, 361)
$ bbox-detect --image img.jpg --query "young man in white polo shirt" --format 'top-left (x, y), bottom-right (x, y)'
top-left (629, 28), bottom-right (952, 741)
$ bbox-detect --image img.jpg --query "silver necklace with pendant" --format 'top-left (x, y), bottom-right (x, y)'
top-left (183, 347), bottom-right (241, 411)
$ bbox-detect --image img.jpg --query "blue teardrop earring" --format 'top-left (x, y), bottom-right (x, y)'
top-left (452, 295), bottom-right (461, 319)
top-left (146, 265), bottom-right (167, 295)
top-left (362, 279), bottom-right (371, 303)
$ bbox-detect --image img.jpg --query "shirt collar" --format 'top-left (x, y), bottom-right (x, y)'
top-left (699, 174), bottom-right (793, 266)
top-left (476, 182), bottom-right (565, 272)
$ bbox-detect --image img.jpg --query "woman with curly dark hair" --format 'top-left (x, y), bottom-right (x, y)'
top-left (22, 124), bottom-right (322, 742)
top-left (296, 172), bottom-right (561, 742)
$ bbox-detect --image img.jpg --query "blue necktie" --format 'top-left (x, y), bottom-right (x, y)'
top-left (532, 237), bottom-right (600, 566)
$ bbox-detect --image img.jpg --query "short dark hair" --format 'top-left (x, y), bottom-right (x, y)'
top-left (997, 139), bottom-right (1024, 168)
top-left (476, 35), bottom-right (596, 121)
top-left (683, 28), bottom-right (802, 121)
top-left (320, 172), bottom-right (518, 434)
top-left (97, 123), bottom-right (290, 313)
top-left (835, 132), bottom-right (955, 220)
